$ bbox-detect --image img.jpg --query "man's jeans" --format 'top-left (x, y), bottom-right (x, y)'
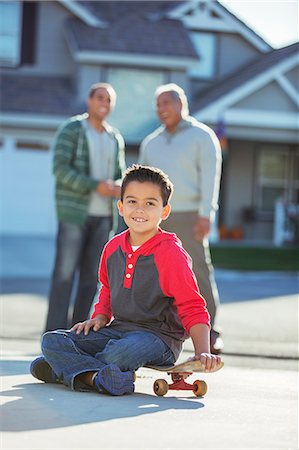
top-left (42, 328), bottom-right (176, 390)
top-left (45, 216), bottom-right (112, 331)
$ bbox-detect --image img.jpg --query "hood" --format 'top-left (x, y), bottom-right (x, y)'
top-left (120, 227), bottom-right (181, 255)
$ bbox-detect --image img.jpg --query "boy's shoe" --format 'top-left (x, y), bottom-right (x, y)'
top-left (30, 356), bottom-right (59, 383)
top-left (93, 364), bottom-right (135, 396)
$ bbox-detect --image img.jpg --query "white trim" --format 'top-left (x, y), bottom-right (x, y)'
top-left (166, 0), bottom-right (198, 19)
top-left (0, 113), bottom-right (67, 129)
top-left (195, 53), bottom-right (299, 117)
top-left (167, 0), bottom-right (271, 52)
top-left (170, 1), bottom-right (233, 32)
top-left (198, 108), bottom-right (299, 130)
top-left (181, 16), bottom-right (235, 32)
top-left (75, 51), bottom-right (197, 69)
top-left (275, 74), bottom-right (299, 108)
top-left (226, 109), bottom-right (299, 130)
top-left (213, 125), bottom-right (298, 144)
top-left (57, 0), bottom-right (106, 27)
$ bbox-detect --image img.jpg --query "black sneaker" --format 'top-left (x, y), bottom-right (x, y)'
top-left (30, 356), bottom-right (59, 383)
top-left (93, 364), bottom-right (135, 396)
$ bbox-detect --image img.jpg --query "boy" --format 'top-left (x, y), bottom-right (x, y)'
top-left (30, 165), bottom-right (222, 396)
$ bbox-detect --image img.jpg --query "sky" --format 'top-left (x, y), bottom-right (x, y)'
top-left (219, 0), bottom-right (299, 48)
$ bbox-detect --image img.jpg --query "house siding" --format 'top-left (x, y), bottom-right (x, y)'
top-left (17, 1), bottom-right (74, 76)
top-left (234, 82), bottom-right (298, 111)
top-left (285, 66), bottom-right (299, 90)
top-left (218, 33), bottom-right (261, 78)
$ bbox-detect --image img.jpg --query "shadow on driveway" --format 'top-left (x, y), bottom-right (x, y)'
top-left (1, 374), bottom-right (204, 432)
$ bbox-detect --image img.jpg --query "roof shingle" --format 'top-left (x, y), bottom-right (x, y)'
top-left (65, 15), bottom-right (197, 58)
top-left (0, 74), bottom-right (82, 116)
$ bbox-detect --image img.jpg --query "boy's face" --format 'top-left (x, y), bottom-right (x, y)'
top-left (118, 181), bottom-right (171, 245)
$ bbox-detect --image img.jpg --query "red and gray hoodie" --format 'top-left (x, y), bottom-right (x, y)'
top-left (92, 228), bottom-right (210, 359)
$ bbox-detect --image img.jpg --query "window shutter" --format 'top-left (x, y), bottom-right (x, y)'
top-left (20, 1), bottom-right (37, 65)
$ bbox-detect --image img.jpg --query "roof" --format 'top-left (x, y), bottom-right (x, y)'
top-left (76, 1), bottom-right (184, 22)
top-left (0, 74), bottom-right (81, 116)
top-left (1, 1), bottom-right (297, 124)
top-left (72, 0), bottom-right (272, 53)
top-left (65, 1), bottom-right (197, 58)
top-left (191, 42), bottom-right (299, 112)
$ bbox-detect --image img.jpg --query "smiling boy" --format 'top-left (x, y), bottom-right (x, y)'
top-left (30, 165), bottom-right (222, 396)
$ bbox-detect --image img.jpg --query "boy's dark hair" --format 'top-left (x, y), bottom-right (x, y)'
top-left (121, 164), bottom-right (173, 206)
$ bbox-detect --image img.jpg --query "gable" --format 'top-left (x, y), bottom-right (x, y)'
top-left (233, 81), bottom-right (298, 112)
top-left (286, 66), bottom-right (299, 91)
top-left (194, 46), bottom-right (299, 123)
top-left (166, 0), bottom-right (271, 52)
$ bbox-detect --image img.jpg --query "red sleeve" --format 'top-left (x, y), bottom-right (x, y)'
top-left (156, 241), bottom-right (210, 332)
top-left (91, 244), bottom-right (113, 320)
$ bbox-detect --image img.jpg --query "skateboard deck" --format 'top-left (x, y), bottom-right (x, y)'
top-left (145, 359), bottom-right (224, 397)
top-left (147, 359), bottom-right (224, 374)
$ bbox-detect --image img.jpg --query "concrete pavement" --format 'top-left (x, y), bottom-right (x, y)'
top-left (0, 235), bottom-right (298, 449)
top-left (1, 360), bottom-right (297, 450)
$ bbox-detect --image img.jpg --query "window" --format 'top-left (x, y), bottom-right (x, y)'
top-left (107, 68), bottom-right (165, 142)
top-left (0, 1), bottom-right (22, 66)
top-left (256, 145), bottom-right (298, 214)
top-left (292, 151), bottom-right (299, 205)
top-left (189, 32), bottom-right (216, 79)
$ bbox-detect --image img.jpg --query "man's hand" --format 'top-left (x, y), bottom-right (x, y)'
top-left (71, 316), bottom-right (107, 335)
top-left (193, 216), bottom-right (211, 241)
top-left (111, 183), bottom-right (121, 198)
top-left (188, 352), bottom-right (222, 372)
top-left (96, 180), bottom-right (116, 197)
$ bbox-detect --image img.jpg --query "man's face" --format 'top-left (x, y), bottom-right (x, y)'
top-left (87, 87), bottom-right (113, 122)
top-left (156, 92), bottom-right (182, 132)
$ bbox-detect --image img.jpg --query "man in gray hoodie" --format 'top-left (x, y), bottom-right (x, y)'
top-left (139, 83), bottom-right (223, 353)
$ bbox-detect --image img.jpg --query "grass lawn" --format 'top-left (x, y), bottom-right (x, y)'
top-left (210, 245), bottom-right (299, 271)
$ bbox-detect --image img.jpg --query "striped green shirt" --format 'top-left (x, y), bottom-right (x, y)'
top-left (53, 113), bottom-right (126, 225)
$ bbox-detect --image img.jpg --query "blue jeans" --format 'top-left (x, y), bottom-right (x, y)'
top-left (45, 216), bottom-right (112, 331)
top-left (42, 328), bottom-right (175, 390)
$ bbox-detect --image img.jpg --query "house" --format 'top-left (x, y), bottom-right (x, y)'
top-left (1, 0), bottom-right (298, 243)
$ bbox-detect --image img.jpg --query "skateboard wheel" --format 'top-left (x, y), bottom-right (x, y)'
top-left (193, 380), bottom-right (208, 397)
top-left (153, 379), bottom-right (168, 396)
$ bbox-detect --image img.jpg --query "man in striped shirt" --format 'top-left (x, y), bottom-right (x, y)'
top-left (45, 83), bottom-right (126, 332)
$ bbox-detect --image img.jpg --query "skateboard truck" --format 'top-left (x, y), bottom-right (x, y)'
top-left (148, 359), bottom-right (223, 397)
top-left (153, 372), bottom-right (208, 397)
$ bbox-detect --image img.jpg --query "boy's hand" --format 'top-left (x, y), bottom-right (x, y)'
top-left (71, 317), bottom-right (107, 335)
top-left (189, 353), bottom-right (222, 372)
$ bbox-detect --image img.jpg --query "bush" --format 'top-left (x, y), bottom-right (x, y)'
top-left (210, 245), bottom-right (299, 271)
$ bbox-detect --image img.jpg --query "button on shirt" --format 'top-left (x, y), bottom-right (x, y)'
top-left (124, 247), bottom-right (140, 287)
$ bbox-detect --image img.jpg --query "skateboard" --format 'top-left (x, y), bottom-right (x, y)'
top-left (146, 359), bottom-right (224, 397)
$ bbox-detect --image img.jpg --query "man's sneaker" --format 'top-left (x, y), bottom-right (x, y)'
top-left (30, 356), bottom-right (59, 383)
top-left (93, 364), bottom-right (135, 396)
